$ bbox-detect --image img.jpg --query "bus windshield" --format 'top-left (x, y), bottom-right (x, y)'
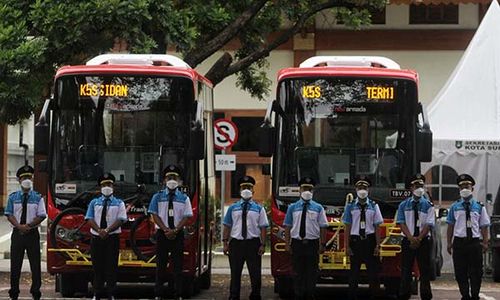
top-left (51, 75), bottom-right (195, 204)
top-left (275, 77), bottom-right (417, 206)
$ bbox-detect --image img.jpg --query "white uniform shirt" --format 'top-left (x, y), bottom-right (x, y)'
top-left (343, 198), bottom-right (384, 236)
top-left (85, 195), bottom-right (127, 235)
top-left (223, 199), bottom-right (269, 240)
top-left (284, 199), bottom-right (329, 240)
top-left (396, 196), bottom-right (435, 237)
top-left (447, 198), bottom-right (490, 238)
top-left (5, 190), bottom-right (46, 228)
top-left (148, 189), bottom-right (193, 229)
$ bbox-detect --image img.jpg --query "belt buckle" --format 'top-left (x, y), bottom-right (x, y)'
top-left (360, 235), bottom-right (367, 240)
top-left (302, 239), bottom-right (308, 244)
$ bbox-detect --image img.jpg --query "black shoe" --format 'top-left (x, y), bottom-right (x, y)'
top-left (154, 297), bottom-right (162, 300)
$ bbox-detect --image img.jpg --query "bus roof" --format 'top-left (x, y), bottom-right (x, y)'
top-left (277, 66), bottom-right (418, 83)
top-left (55, 64), bottom-right (213, 88)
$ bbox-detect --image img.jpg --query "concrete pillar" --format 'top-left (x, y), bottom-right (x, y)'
top-left (0, 124), bottom-right (6, 212)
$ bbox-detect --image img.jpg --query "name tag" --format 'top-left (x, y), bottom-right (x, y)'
top-left (360, 221), bottom-right (366, 229)
top-left (466, 220), bottom-right (472, 228)
top-left (168, 209), bottom-right (174, 217)
top-left (416, 220), bottom-right (421, 227)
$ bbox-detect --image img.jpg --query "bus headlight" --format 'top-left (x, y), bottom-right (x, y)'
top-left (56, 226), bottom-right (67, 239)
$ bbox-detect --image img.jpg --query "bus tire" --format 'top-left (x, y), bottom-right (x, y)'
top-left (276, 276), bottom-right (293, 299)
top-left (493, 248), bottom-right (500, 282)
top-left (49, 207), bottom-right (87, 248)
top-left (383, 277), bottom-right (400, 298)
top-left (58, 273), bottom-right (89, 297)
top-left (182, 276), bottom-right (197, 298)
top-left (130, 214), bottom-right (156, 262)
top-left (59, 274), bottom-right (75, 297)
top-left (199, 261), bottom-right (211, 289)
top-left (55, 274), bottom-right (61, 293)
top-left (411, 277), bottom-right (419, 295)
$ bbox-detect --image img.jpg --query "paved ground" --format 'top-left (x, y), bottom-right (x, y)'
top-left (0, 272), bottom-right (500, 299)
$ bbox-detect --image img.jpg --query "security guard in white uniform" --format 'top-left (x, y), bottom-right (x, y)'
top-left (149, 165), bottom-right (193, 300)
top-left (5, 165), bottom-right (46, 300)
top-left (85, 172), bottom-right (127, 300)
top-left (284, 177), bottom-right (328, 300)
top-left (447, 174), bottom-right (490, 300)
top-left (343, 176), bottom-right (383, 300)
top-left (396, 173), bottom-right (435, 300)
top-left (223, 175), bottom-right (269, 300)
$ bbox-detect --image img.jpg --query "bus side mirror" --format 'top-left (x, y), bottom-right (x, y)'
top-left (258, 124), bottom-right (275, 157)
top-left (188, 126), bottom-right (205, 160)
top-left (34, 99), bottom-right (51, 156)
top-left (417, 128), bottom-right (432, 162)
top-left (34, 123), bottom-right (49, 156)
top-left (262, 164), bottom-right (271, 175)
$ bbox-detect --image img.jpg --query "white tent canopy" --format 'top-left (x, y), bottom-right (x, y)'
top-left (422, 0), bottom-right (500, 205)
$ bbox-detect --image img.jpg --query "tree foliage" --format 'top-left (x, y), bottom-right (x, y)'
top-left (0, 0), bottom-right (385, 124)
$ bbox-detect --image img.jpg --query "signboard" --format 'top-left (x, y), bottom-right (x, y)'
top-left (390, 189), bottom-right (412, 199)
top-left (214, 119), bottom-right (238, 150)
top-left (215, 154), bottom-right (236, 171)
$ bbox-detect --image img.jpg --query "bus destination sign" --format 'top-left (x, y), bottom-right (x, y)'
top-left (79, 83), bottom-right (129, 97)
top-left (366, 86), bottom-right (394, 101)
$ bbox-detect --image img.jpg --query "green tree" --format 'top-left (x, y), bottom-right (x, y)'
top-left (0, 0), bottom-right (385, 124)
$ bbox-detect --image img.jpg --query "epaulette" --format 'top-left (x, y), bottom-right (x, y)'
top-left (427, 199), bottom-right (434, 206)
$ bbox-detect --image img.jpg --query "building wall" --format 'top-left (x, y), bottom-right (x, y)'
top-left (195, 51), bottom-right (294, 110)
top-left (7, 118), bottom-right (34, 201)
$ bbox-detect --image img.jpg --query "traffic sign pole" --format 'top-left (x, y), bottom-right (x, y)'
top-left (213, 119), bottom-right (238, 243)
top-left (221, 148), bottom-right (225, 243)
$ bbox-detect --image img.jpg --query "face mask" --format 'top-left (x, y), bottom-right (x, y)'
top-left (101, 186), bottom-right (113, 197)
top-left (356, 189), bottom-right (368, 199)
top-left (21, 179), bottom-right (32, 190)
top-left (460, 189), bottom-right (472, 198)
top-left (301, 191), bottom-right (313, 201)
top-left (413, 187), bottom-right (425, 198)
top-left (241, 189), bottom-right (253, 200)
top-left (166, 180), bottom-right (178, 190)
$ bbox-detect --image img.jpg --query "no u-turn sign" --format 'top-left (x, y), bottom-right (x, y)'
top-left (214, 119), bottom-right (238, 150)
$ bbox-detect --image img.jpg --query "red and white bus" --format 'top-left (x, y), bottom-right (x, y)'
top-left (258, 56), bottom-right (436, 297)
top-left (34, 54), bottom-right (216, 298)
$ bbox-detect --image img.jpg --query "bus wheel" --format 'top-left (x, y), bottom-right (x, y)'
top-left (199, 259), bottom-right (212, 289)
top-left (276, 276), bottom-right (293, 299)
top-left (383, 277), bottom-right (400, 298)
top-left (50, 207), bottom-right (91, 257)
top-left (411, 277), bottom-right (419, 295)
top-left (182, 276), bottom-right (199, 298)
top-left (58, 273), bottom-right (89, 297)
top-left (130, 214), bottom-right (157, 261)
top-left (493, 248), bottom-right (500, 282)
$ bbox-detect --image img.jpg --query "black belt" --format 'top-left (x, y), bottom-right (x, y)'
top-left (231, 237), bottom-right (260, 242)
top-left (454, 237), bottom-right (480, 241)
top-left (292, 238), bottom-right (319, 244)
top-left (350, 233), bottom-right (375, 241)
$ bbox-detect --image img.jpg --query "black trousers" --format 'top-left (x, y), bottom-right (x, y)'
top-left (228, 238), bottom-right (262, 300)
top-left (90, 234), bottom-right (120, 298)
top-left (291, 239), bottom-right (319, 300)
top-left (155, 231), bottom-right (184, 297)
top-left (9, 229), bottom-right (41, 299)
top-left (452, 238), bottom-right (483, 300)
top-left (399, 237), bottom-right (432, 300)
top-left (349, 234), bottom-right (380, 300)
